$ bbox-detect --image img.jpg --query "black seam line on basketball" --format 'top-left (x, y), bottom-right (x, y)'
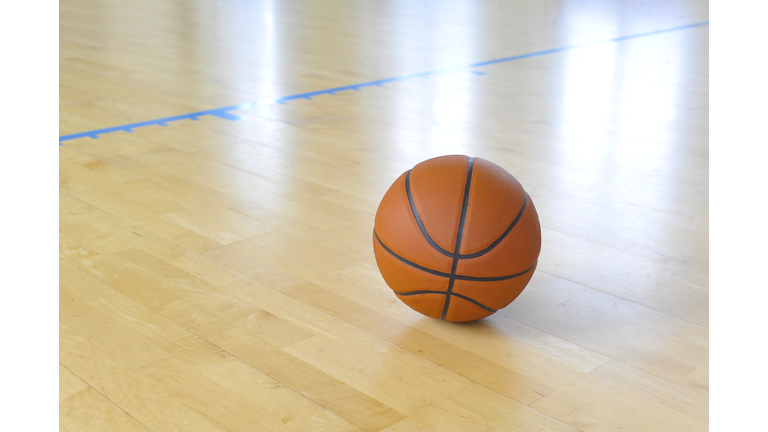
top-left (374, 230), bottom-right (450, 279)
top-left (405, 170), bottom-right (530, 261)
top-left (375, 230), bottom-right (536, 281)
top-left (405, 170), bottom-right (454, 258)
top-left (457, 193), bottom-right (529, 259)
top-left (442, 156), bottom-right (475, 320)
top-left (393, 290), bottom-right (497, 313)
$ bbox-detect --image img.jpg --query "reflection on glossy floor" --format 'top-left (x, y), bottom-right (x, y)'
top-left (60, 1), bottom-right (709, 431)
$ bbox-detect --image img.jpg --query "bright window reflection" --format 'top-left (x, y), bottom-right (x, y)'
top-left (368, 1), bottom-right (480, 156)
top-left (558, 43), bottom-right (620, 160)
top-left (199, 0), bottom-right (281, 101)
top-left (556, 35), bottom-right (686, 183)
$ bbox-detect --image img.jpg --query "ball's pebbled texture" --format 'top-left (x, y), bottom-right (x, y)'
top-left (373, 155), bottom-right (541, 322)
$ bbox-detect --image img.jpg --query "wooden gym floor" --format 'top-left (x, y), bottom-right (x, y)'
top-left (59, 1), bottom-right (709, 431)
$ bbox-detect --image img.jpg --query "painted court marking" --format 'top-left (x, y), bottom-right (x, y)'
top-left (59, 21), bottom-right (708, 145)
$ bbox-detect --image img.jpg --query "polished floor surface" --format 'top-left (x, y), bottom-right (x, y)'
top-left (60, 1), bottom-right (709, 431)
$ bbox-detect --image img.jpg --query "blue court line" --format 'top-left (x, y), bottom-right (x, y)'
top-left (59, 21), bottom-right (708, 145)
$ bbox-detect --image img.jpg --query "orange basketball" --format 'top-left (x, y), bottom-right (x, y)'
top-left (373, 155), bottom-right (541, 322)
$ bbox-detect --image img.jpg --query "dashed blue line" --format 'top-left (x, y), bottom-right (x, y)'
top-left (59, 21), bottom-right (708, 145)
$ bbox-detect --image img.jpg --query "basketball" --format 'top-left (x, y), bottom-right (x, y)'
top-left (373, 155), bottom-right (541, 322)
